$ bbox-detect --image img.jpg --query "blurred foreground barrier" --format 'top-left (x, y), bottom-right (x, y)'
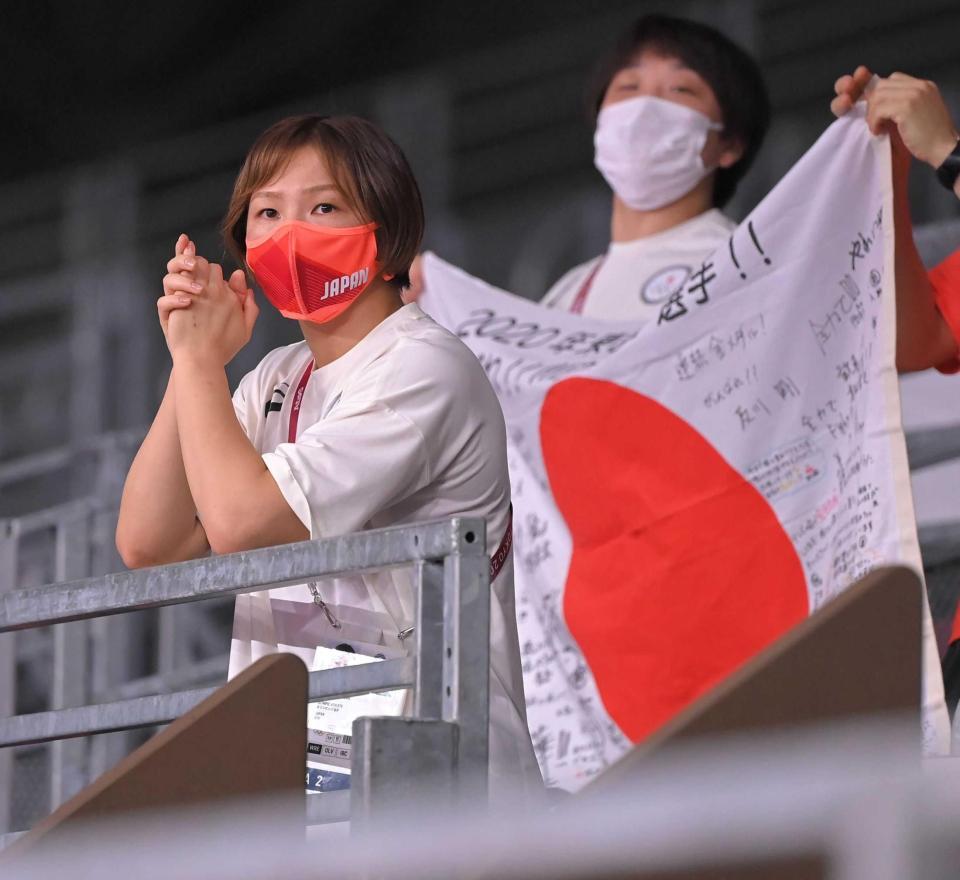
top-left (2, 653), bottom-right (307, 860)
top-left (3, 717), bottom-right (958, 880)
top-left (0, 516), bottom-right (491, 836)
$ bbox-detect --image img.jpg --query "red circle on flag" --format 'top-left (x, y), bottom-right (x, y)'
top-left (540, 378), bottom-right (809, 742)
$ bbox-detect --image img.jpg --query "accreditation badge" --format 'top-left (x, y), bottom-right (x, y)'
top-left (304, 644), bottom-right (407, 793)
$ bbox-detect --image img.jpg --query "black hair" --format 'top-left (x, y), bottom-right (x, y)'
top-left (590, 14), bottom-right (770, 208)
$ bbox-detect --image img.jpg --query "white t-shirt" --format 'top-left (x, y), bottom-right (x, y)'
top-left (541, 208), bottom-right (735, 320)
top-left (226, 302), bottom-right (542, 802)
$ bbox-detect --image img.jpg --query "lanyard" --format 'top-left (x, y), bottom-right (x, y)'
top-left (489, 504), bottom-right (513, 582)
top-left (288, 359), bottom-right (316, 444)
top-left (569, 258), bottom-right (605, 315)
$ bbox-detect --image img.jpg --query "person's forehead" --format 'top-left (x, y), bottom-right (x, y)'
top-left (621, 48), bottom-right (695, 73)
top-left (254, 147), bottom-right (336, 194)
top-left (278, 145), bottom-right (331, 174)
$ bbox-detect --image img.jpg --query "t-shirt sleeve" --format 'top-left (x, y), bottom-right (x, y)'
top-left (929, 248), bottom-right (960, 375)
top-left (261, 399), bottom-right (430, 539)
top-left (231, 369), bottom-right (261, 442)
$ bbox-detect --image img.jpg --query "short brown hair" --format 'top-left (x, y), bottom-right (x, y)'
top-left (222, 114), bottom-right (424, 289)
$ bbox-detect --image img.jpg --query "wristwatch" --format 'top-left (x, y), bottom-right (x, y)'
top-left (935, 137), bottom-right (960, 192)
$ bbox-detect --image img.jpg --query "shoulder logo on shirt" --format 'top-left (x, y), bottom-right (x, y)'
top-left (640, 265), bottom-right (692, 305)
top-left (263, 381), bottom-right (289, 419)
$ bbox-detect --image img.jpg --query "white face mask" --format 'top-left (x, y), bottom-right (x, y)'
top-left (593, 96), bottom-right (723, 211)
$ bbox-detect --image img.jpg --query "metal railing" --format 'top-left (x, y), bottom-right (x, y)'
top-left (0, 516), bottom-right (492, 829)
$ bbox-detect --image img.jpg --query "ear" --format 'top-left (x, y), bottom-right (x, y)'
top-left (382, 272), bottom-right (396, 282)
top-left (716, 135), bottom-right (745, 170)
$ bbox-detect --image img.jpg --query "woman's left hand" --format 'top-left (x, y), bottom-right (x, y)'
top-left (166, 261), bottom-right (259, 366)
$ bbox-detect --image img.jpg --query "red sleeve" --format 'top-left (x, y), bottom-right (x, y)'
top-left (928, 248), bottom-right (960, 374)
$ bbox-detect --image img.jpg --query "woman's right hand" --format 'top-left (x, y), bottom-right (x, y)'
top-left (159, 234), bottom-right (205, 336)
top-left (158, 234), bottom-right (248, 337)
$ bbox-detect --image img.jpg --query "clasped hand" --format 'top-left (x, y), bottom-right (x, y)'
top-left (158, 233), bottom-right (259, 366)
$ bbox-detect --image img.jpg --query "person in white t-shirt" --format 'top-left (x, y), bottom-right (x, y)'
top-left (540, 14), bottom-right (770, 321)
top-left (115, 114), bottom-right (542, 803)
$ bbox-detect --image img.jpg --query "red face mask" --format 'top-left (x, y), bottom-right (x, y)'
top-left (245, 220), bottom-right (379, 324)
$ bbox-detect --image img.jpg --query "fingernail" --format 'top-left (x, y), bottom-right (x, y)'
top-left (178, 296), bottom-right (191, 305)
top-left (190, 281), bottom-right (202, 291)
top-left (185, 258), bottom-right (196, 268)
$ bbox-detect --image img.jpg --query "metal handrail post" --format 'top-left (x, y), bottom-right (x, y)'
top-left (50, 514), bottom-right (92, 808)
top-left (350, 515), bottom-right (490, 828)
top-left (0, 521), bottom-right (18, 834)
top-left (413, 560), bottom-right (446, 719)
top-left (442, 522), bottom-right (490, 805)
top-left (349, 552), bottom-right (454, 828)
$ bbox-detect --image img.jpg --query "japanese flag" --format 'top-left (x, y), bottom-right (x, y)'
top-left (420, 109), bottom-right (948, 789)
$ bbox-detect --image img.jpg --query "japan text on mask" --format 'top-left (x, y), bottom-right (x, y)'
top-left (245, 220), bottom-right (380, 324)
top-left (593, 96), bottom-right (723, 211)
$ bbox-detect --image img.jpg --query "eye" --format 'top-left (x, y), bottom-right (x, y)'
top-left (313, 203), bottom-right (335, 215)
top-left (670, 75), bottom-right (708, 97)
top-left (256, 207), bottom-right (279, 219)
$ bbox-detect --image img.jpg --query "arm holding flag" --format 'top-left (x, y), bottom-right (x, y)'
top-left (833, 66), bottom-right (960, 372)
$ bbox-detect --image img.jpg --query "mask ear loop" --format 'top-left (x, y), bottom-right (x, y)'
top-left (701, 119), bottom-right (728, 174)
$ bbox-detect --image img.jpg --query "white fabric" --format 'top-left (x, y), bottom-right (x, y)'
top-left (226, 302), bottom-right (543, 804)
top-left (541, 208), bottom-right (735, 321)
top-left (593, 96), bottom-right (722, 211)
top-left (421, 108), bottom-right (950, 791)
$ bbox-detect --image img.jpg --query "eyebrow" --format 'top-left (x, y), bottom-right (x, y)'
top-left (251, 184), bottom-right (340, 199)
